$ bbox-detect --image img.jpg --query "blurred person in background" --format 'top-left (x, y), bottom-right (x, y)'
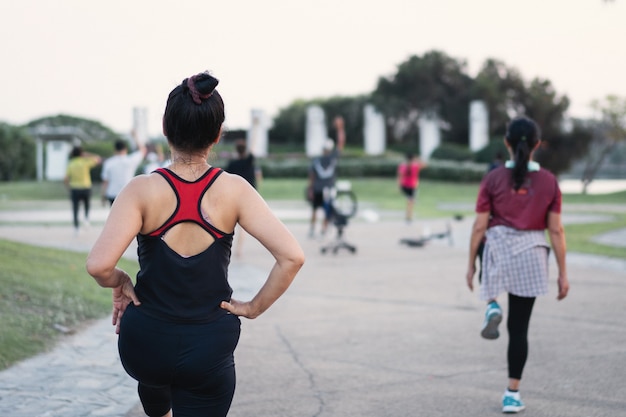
top-left (101, 133), bottom-right (146, 206)
top-left (64, 145), bottom-right (101, 235)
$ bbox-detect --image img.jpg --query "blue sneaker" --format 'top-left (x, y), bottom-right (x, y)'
top-left (481, 301), bottom-right (502, 340)
top-left (502, 390), bottom-right (525, 413)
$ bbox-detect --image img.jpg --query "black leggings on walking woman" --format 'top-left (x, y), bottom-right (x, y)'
top-left (507, 293), bottom-right (536, 380)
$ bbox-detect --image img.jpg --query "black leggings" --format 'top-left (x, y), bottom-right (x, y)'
top-left (507, 293), bottom-right (536, 380)
top-left (70, 188), bottom-right (91, 228)
top-left (118, 306), bottom-right (241, 417)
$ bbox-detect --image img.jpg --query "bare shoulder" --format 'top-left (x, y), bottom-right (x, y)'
top-left (116, 173), bottom-right (168, 202)
top-left (127, 172), bottom-right (162, 189)
top-left (217, 171), bottom-right (255, 193)
top-left (213, 171), bottom-right (265, 209)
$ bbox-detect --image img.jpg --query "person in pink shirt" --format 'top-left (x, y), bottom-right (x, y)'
top-left (466, 116), bottom-right (569, 413)
top-left (397, 152), bottom-right (426, 223)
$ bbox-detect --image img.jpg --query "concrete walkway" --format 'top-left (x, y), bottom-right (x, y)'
top-left (0, 201), bottom-right (625, 416)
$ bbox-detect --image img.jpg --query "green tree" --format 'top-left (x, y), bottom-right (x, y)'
top-left (270, 99), bottom-right (309, 146)
top-left (319, 95), bottom-right (370, 146)
top-left (580, 95), bottom-right (626, 192)
top-left (471, 59), bottom-right (570, 142)
top-left (0, 123), bottom-right (36, 181)
top-left (470, 59), bottom-right (578, 176)
top-left (26, 114), bottom-right (120, 143)
top-left (519, 78), bottom-right (570, 141)
top-left (470, 59), bottom-right (527, 135)
top-left (534, 120), bottom-right (593, 177)
top-left (268, 49), bottom-right (583, 175)
top-left (372, 50), bottom-right (472, 146)
top-left (23, 114), bottom-right (123, 182)
top-left (270, 95), bottom-right (369, 148)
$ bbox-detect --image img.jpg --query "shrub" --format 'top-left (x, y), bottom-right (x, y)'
top-left (430, 143), bottom-right (474, 161)
top-left (250, 154), bottom-right (486, 182)
top-left (421, 159), bottom-right (487, 182)
top-left (474, 139), bottom-right (507, 164)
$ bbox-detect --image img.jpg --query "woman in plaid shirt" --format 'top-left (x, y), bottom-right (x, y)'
top-left (466, 116), bottom-right (569, 413)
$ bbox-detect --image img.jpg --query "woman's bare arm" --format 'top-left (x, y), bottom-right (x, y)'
top-left (547, 211), bottom-right (569, 300)
top-left (220, 177), bottom-right (305, 318)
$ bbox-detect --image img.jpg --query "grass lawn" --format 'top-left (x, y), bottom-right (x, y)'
top-left (258, 178), bottom-right (481, 216)
top-left (0, 239), bottom-right (138, 370)
top-left (561, 213), bottom-right (626, 258)
top-left (0, 180), bottom-right (72, 201)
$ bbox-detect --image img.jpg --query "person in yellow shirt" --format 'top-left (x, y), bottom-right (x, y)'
top-left (64, 146), bottom-right (102, 234)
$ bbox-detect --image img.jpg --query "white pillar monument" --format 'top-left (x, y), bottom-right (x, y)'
top-left (418, 113), bottom-right (440, 161)
top-left (45, 141), bottom-right (72, 180)
top-left (363, 104), bottom-right (386, 155)
top-left (305, 105), bottom-right (327, 156)
top-left (247, 109), bottom-right (269, 157)
top-left (132, 107), bottom-right (149, 146)
top-left (36, 139), bottom-right (44, 181)
top-left (469, 100), bottom-right (489, 152)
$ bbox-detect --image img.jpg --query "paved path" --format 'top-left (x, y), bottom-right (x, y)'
top-left (0, 201), bottom-right (625, 417)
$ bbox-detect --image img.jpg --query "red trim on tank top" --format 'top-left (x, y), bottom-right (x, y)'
top-left (147, 167), bottom-right (227, 239)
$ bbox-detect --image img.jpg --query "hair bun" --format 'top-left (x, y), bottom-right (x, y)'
top-left (185, 71), bottom-right (219, 104)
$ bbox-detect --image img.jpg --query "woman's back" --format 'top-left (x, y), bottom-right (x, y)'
top-left (130, 167), bottom-right (238, 322)
top-left (86, 71), bottom-right (304, 417)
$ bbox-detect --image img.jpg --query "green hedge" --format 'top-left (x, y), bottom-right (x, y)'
top-left (430, 143), bottom-right (474, 161)
top-left (421, 159), bottom-right (487, 182)
top-left (251, 156), bottom-right (487, 182)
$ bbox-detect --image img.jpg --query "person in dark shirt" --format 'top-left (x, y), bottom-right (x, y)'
top-left (226, 139), bottom-right (260, 188)
top-left (307, 116), bottom-right (346, 238)
top-left (226, 139), bottom-right (262, 256)
top-left (86, 71), bottom-right (304, 417)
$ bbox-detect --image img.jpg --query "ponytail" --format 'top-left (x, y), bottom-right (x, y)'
top-left (512, 138), bottom-right (530, 190)
top-left (505, 117), bottom-right (540, 191)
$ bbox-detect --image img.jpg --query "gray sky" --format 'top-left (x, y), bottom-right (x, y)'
top-left (1, 0), bottom-right (624, 136)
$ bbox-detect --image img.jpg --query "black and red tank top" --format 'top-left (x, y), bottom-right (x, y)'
top-left (133, 167), bottom-right (234, 323)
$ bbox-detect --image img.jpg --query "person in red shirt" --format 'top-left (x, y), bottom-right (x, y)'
top-left (397, 152), bottom-right (426, 223)
top-left (466, 116), bottom-right (569, 413)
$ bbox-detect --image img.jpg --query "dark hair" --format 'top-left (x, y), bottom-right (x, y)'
top-left (163, 71), bottom-right (225, 153)
top-left (505, 116), bottom-right (541, 190)
top-left (114, 139), bottom-right (128, 152)
top-left (70, 146), bottom-right (83, 159)
top-left (235, 139), bottom-right (247, 157)
top-left (405, 152), bottom-right (414, 161)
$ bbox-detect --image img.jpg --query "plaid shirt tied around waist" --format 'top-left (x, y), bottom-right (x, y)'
top-left (480, 225), bottom-right (550, 301)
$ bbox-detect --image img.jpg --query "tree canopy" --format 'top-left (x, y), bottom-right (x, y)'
top-left (271, 49), bottom-right (591, 176)
top-left (373, 50), bottom-right (472, 146)
top-left (0, 123), bottom-right (36, 181)
top-left (579, 95), bottom-right (626, 191)
top-left (26, 114), bottom-right (121, 143)
top-left (271, 95), bottom-right (369, 147)
top-left (0, 114), bottom-right (124, 181)
top-left (373, 52), bottom-right (571, 146)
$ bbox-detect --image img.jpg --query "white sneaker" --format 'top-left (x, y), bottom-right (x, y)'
top-left (502, 389), bottom-right (525, 413)
top-left (481, 301), bottom-right (503, 340)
